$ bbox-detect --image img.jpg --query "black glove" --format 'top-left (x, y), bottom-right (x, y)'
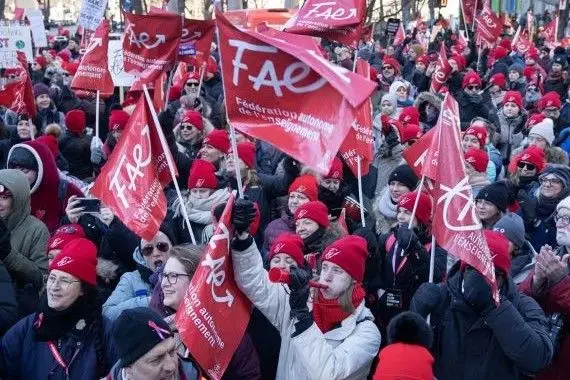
top-left (395, 226), bottom-right (420, 254)
top-left (462, 268), bottom-right (494, 314)
top-left (283, 156), bottom-right (300, 177)
top-left (289, 266), bottom-right (313, 337)
top-left (380, 128), bottom-right (400, 158)
top-left (0, 219), bottom-right (10, 261)
top-left (231, 198), bottom-right (257, 234)
top-left (519, 192), bottom-right (537, 226)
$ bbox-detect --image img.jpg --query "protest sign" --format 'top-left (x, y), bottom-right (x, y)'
top-left (108, 39), bottom-right (136, 87)
top-left (25, 9), bottom-right (48, 48)
top-left (0, 26), bottom-right (33, 67)
top-left (78, 0), bottom-right (109, 31)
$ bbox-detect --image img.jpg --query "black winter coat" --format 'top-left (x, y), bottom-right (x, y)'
top-left (59, 133), bottom-right (94, 180)
top-left (410, 264), bottom-right (553, 380)
top-left (0, 261), bottom-right (18, 335)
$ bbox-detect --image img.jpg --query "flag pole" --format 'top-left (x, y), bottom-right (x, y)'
top-left (163, 63), bottom-right (177, 111)
top-left (95, 90), bottom-right (100, 140)
top-left (196, 62), bottom-right (206, 98)
top-left (407, 174), bottom-right (426, 229)
top-left (142, 84), bottom-right (197, 245)
top-left (356, 156), bottom-right (366, 227)
top-left (229, 124), bottom-right (244, 198)
top-left (426, 234), bottom-right (437, 325)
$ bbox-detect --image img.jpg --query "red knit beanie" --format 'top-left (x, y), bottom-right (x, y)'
top-left (188, 159), bottom-right (217, 189)
top-left (464, 126), bottom-right (488, 147)
top-left (509, 146), bottom-right (546, 174)
top-left (36, 135), bottom-right (59, 158)
top-left (289, 175), bottom-right (318, 201)
top-left (48, 224), bottom-right (86, 251)
top-left (65, 109), bottom-right (86, 135)
top-left (206, 56), bottom-right (218, 76)
top-left (539, 91), bottom-right (562, 111)
top-left (398, 192), bottom-right (432, 225)
top-left (398, 106), bottom-right (420, 125)
top-left (294, 201), bottom-right (330, 228)
top-left (109, 110), bottom-right (130, 132)
top-left (321, 235), bottom-right (368, 282)
top-left (526, 113), bottom-right (546, 129)
top-left (49, 238), bottom-right (97, 285)
top-left (484, 230), bottom-right (511, 273)
top-left (168, 85), bottom-right (182, 101)
top-left (183, 71), bottom-right (200, 83)
top-left (375, 343), bottom-right (434, 380)
top-left (526, 48), bottom-right (539, 61)
top-left (203, 130), bottom-right (230, 154)
top-left (397, 124), bottom-right (423, 144)
top-left (465, 148), bottom-right (489, 173)
top-left (462, 71), bottom-right (482, 89)
top-left (236, 142), bottom-right (255, 169)
top-left (450, 54), bottom-right (466, 71)
top-left (324, 157), bottom-right (343, 180)
top-left (269, 233), bottom-right (305, 265)
top-left (492, 46), bottom-right (509, 60)
top-left (416, 55), bottom-right (429, 66)
top-left (503, 91), bottom-right (523, 109)
top-left (382, 56), bottom-right (401, 74)
top-left (182, 110), bottom-right (203, 131)
top-left (489, 73), bottom-right (506, 89)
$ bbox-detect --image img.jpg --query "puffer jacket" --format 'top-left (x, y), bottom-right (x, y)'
top-left (0, 169), bottom-right (49, 316)
top-left (411, 263), bottom-right (553, 380)
top-left (102, 247), bottom-right (153, 320)
top-left (495, 110), bottom-right (527, 162)
top-left (232, 239), bottom-right (381, 380)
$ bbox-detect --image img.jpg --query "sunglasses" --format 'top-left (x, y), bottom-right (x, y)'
top-left (185, 82), bottom-right (199, 87)
top-left (180, 124), bottom-right (194, 131)
top-left (141, 242), bottom-right (170, 256)
top-left (517, 162), bottom-right (536, 171)
top-left (382, 66), bottom-right (393, 71)
top-left (466, 86), bottom-right (481, 91)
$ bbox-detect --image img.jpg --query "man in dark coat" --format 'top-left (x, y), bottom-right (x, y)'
top-left (410, 230), bottom-right (553, 380)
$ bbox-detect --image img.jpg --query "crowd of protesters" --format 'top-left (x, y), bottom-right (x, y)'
top-left (0, 9), bottom-right (569, 380)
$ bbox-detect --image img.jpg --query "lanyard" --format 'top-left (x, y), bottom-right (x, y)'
top-left (391, 242), bottom-right (408, 276)
top-left (48, 341), bottom-right (80, 377)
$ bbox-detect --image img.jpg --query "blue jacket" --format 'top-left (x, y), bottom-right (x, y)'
top-left (0, 314), bottom-right (116, 380)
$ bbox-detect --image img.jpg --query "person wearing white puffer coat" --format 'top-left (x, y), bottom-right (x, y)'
top-left (230, 199), bottom-right (381, 380)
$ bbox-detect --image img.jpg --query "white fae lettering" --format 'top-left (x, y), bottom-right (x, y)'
top-left (303, 2), bottom-right (357, 21)
top-left (201, 253), bottom-right (235, 307)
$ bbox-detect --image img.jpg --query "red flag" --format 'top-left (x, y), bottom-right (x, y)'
top-left (429, 43), bottom-right (452, 93)
top-left (216, 8), bottom-right (375, 174)
top-left (91, 95), bottom-right (176, 241)
top-left (177, 193), bottom-right (252, 380)
top-left (13, 7), bottom-right (24, 20)
top-left (475, 4), bottom-right (502, 46)
top-left (459, 0), bottom-right (483, 25)
top-left (339, 58), bottom-right (374, 176)
top-left (543, 17), bottom-right (558, 48)
top-left (122, 11), bottom-right (182, 85)
top-left (511, 26), bottom-right (533, 55)
top-left (284, 0), bottom-right (366, 46)
top-left (71, 20), bottom-right (114, 94)
top-left (0, 53), bottom-right (36, 118)
top-left (393, 22), bottom-right (405, 46)
top-left (404, 94), bottom-right (499, 303)
top-left (361, 24), bottom-right (374, 42)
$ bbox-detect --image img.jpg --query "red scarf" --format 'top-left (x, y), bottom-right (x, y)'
top-left (312, 284), bottom-right (366, 334)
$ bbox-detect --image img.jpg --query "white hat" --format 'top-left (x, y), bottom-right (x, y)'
top-left (557, 195), bottom-right (570, 212)
top-left (529, 118), bottom-right (555, 146)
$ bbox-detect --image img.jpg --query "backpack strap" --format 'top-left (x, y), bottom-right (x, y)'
top-left (385, 234), bottom-right (396, 253)
top-left (58, 179), bottom-right (69, 203)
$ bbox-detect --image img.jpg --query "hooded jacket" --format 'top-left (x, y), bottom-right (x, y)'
top-left (410, 263), bottom-right (553, 380)
top-left (232, 240), bottom-right (381, 380)
top-left (7, 140), bottom-right (84, 233)
top-left (414, 92), bottom-right (442, 132)
top-left (0, 169), bottom-right (49, 315)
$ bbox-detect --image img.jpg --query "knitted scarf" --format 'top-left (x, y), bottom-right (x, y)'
top-left (312, 284), bottom-right (365, 334)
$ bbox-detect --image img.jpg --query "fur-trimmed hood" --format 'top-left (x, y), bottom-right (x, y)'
top-left (414, 91), bottom-right (442, 112)
top-left (547, 146), bottom-right (569, 165)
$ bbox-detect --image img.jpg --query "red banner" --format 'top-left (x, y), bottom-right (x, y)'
top-left (475, 4), bottom-right (502, 46)
top-left (122, 11), bottom-right (182, 85)
top-left (460, 0), bottom-right (483, 25)
top-left (393, 22), bottom-right (405, 46)
top-left (284, 0), bottom-right (366, 46)
top-left (511, 26), bottom-right (533, 55)
top-left (339, 58), bottom-right (373, 176)
top-left (216, 8), bottom-right (375, 174)
top-left (543, 17), bottom-right (558, 48)
top-left (91, 95), bottom-right (176, 241)
top-left (71, 20), bottom-right (114, 94)
top-left (429, 43), bottom-right (451, 93)
top-left (0, 52), bottom-right (36, 118)
top-left (404, 94), bottom-right (499, 303)
top-left (177, 194), bottom-right (251, 380)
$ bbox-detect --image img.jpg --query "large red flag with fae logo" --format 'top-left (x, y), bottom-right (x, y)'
top-left (339, 58), bottom-right (374, 176)
top-left (0, 52), bottom-right (36, 118)
top-left (283, 0), bottom-right (366, 46)
top-left (71, 20), bottom-right (114, 94)
top-left (216, 8), bottom-right (376, 174)
top-left (91, 95), bottom-right (176, 241)
top-left (122, 11), bottom-right (182, 85)
top-left (475, 4), bottom-right (502, 46)
top-left (404, 94), bottom-right (499, 303)
top-left (543, 17), bottom-right (558, 48)
top-left (511, 26), bottom-right (533, 55)
top-left (429, 43), bottom-right (451, 93)
top-left (393, 22), bottom-right (405, 46)
top-left (177, 193), bottom-right (252, 380)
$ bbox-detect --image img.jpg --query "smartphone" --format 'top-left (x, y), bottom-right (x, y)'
top-left (76, 198), bottom-right (101, 213)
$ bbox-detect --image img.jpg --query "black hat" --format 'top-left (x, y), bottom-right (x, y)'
top-left (113, 307), bottom-right (174, 366)
top-left (389, 165), bottom-right (419, 191)
top-left (7, 146), bottom-right (38, 172)
top-left (553, 55), bottom-right (568, 69)
top-left (475, 182), bottom-right (508, 213)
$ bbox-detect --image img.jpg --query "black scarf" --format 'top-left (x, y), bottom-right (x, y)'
top-left (537, 188), bottom-right (570, 218)
top-left (33, 294), bottom-right (92, 342)
top-left (303, 228), bottom-right (326, 254)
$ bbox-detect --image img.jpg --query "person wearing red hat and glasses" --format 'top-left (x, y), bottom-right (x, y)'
top-left (365, 192), bottom-right (446, 337)
top-left (1, 239), bottom-right (116, 380)
top-left (411, 230), bottom-right (553, 380)
top-left (173, 109), bottom-right (206, 162)
top-left (506, 146), bottom-right (547, 206)
top-left (488, 73), bottom-right (507, 108)
top-left (91, 108), bottom-right (130, 172)
top-left (230, 199), bottom-right (381, 380)
top-left (539, 92), bottom-right (570, 135)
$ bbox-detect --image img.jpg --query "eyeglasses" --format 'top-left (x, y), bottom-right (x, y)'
top-left (62, 72), bottom-right (70, 77)
top-left (141, 242), bottom-right (170, 256)
top-left (161, 271), bottom-right (190, 285)
top-left (466, 86), bottom-right (481, 91)
top-left (47, 274), bottom-right (80, 289)
top-left (180, 124), bottom-right (194, 131)
top-left (539, 177), bottom-right (563, 186)
top-left (517, 162), bottom-right (536, 171)
top-left (382, 66), bottom-right (393, 71)
top-left (554, 213), bottom-right (570, 227)
top-left (185, 82), bottom-right (199, 87)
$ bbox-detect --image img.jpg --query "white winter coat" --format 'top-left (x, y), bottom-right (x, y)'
top-left (232, 241), bottom-right (381, 380)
